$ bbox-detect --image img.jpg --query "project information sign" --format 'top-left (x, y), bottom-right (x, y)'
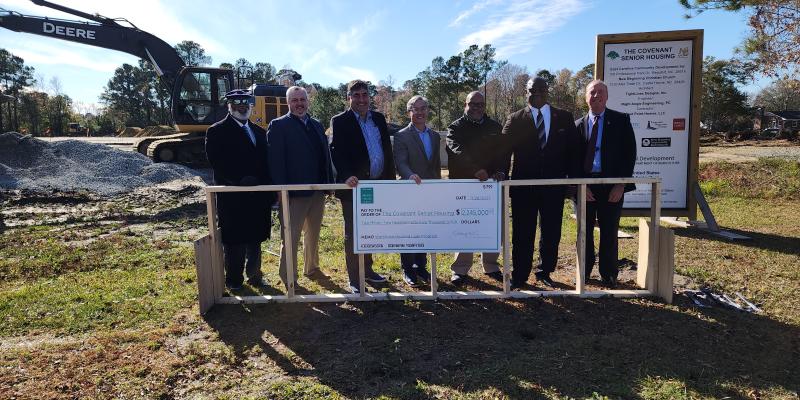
top-left (353, 180), bottom-right (501, 253)
top-left (603, 39), bottom-right (694, 209)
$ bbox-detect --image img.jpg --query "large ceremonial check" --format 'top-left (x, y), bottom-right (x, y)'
top-left (353, 180), bottom-right (501, 253)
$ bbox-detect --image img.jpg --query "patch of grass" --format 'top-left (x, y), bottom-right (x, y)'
top-left (0, 264), bottom-right (196, 335)
top-left (0, 229), bottom-right (191, 282)
top-left (699, 158), bottom-right (800, 199)
top-left (265, 379), bottom-right (344, 400)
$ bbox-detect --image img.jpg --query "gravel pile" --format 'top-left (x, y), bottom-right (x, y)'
top-left (0, 132), bottom-right (203, 196)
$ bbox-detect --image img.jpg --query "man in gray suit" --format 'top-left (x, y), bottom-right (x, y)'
top-left (268, 86), bottom-right (334, 290)
top-left (393, 95), bottom-right (441, 287)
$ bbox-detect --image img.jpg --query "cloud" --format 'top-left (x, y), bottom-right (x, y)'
top-left (449, 0), bottom-right (501, 27)
top-left (335, 14), bottom-right (382, 55)
top-left (320, 64), bottom-right (378, 84)
top-left (2, 0), bottom-right (228, 56)
top-left (3, 41), bottom-right (133, 72)
top-left (455, 0), bottom-right (589, 58)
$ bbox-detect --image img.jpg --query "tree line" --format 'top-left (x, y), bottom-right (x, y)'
top-left (1, 40), bottom-right (799, 136)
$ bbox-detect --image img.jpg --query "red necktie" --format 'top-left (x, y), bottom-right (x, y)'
top-left (584, 115), bottom-right (599, 173)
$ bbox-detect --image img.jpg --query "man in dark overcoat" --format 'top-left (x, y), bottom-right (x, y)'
top-left (205, 89), bottom-right (275, 290)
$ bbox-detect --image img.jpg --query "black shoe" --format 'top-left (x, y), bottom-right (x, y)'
top-left (403, 269), bottom-right (419, 287)
top-left (535, 271), bottom-right (555, 288)
top-left (510, 281), bottom-right (525, 290)
top-left (226, 282), bottom-right (243, 291)
top-left (601, 276), bottom-right (617, 288)
top-left (415, 266), bottom-right (431, 283)
top-left (247, 277), bottom-right (269, 288)
top-left (484, 271), bottom-right (503, 282)
top-left (450, 273), bottom-right (467, 286)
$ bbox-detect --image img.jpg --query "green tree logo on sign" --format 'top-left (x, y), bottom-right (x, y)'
top-left (607, 51), bottom-right (620, 60)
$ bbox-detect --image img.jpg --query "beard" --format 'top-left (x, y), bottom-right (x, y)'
top-left (229, 106), bottom-right (252, 121)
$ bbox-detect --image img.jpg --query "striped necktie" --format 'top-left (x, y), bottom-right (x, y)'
top-left (536, 110), bottom-right (545, 149)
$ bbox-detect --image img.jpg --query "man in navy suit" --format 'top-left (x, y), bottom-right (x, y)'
top-left (575, 80), bottom-right (637, 287)
top-left (330, 80), bottom-right (395, 293)
top-left (205, 89), bottom-right (275, 290)
top-left (268, 86), bottom-right (334, 290)
top-left (502, 77), bottom-right (582, 289)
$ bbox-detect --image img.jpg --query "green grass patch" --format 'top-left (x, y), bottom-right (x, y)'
top-left (699, 158), bottom-right (800, 199)
top-left (0, 265), bottom-right (197, 335)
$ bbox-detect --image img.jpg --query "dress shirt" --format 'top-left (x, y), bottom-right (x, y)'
top-left (353, 110), bottom-right (385, 179)
top-left (529, 104), bottom-right (551, 144)
top-left (231, 115), bottom-right (256, 145)
top-left (410, 124), bottom-right (434, 160)
top-left (587, 110), bottom-right (605, 173)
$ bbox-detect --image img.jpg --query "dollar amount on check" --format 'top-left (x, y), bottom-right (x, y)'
top-left (353, 180), bottom-right (501, 253)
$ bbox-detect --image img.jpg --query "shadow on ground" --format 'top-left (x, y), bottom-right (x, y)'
top-left (674, 225), bottom-right (800, 257)
top-left (204, 296), bottom-right (799, 399)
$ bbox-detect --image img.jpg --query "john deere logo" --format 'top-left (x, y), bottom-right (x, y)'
top-left (606, 51), bottom-right (620, 59)
top-left (360, 187), bottom-right (374, 204)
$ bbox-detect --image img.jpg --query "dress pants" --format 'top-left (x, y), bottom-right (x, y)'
top-left (511, 187), bottom-right (565, 285)
top-left (401, 253), bottom-right (427, 272)
top-left (341, 194), bottom-right (379, 286)
top-left (581, 184), bottom-right (624, 280)
top-left (450, 253), bottom-right (500, 274)
top-left (278, 191), bottom-right (325, 286)
top-left (223, 241), bottom-right (262, 287)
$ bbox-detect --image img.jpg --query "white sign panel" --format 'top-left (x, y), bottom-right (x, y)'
top-left (603, 40), bottom-right (693, 209)
top-left (354, 180), bottom-right (501, 253)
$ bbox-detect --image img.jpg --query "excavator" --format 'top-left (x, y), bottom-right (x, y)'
top-left (0, 0), bottom-right (289, 166)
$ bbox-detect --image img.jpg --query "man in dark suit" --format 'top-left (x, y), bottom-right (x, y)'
top-left (575, 80), bottom-right (637, 287)
top-left (393, 95), bottom-right (440, 287)
top-left (446, 91), bottom-right (507, 285)
top-left (268, 86), bottom-right (334, 290)
top-left (502, 77), bottom-right (582, 289)
top-left (330, 80), bottom-right (395, 293)
top-left (205, 89), bottom-right (275, 290)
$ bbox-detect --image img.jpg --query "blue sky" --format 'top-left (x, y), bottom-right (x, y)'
top-left (0, 0), bottom-right (761, 109)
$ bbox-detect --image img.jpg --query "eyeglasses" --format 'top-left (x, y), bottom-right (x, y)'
top-left (467, 102), bottom-right (485, 107)
top-left (228, 98), bottom-right (252, 105)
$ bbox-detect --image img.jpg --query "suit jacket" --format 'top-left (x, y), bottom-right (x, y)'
top-left (267, 112), bottom-right (334, 197)
top-left (330, 109), bottom-right (396, 198)
top-left (575, 108), bottom-right (637, 192)
top-left (393, 123), bottom-right (442, 180)
top-left (446, 114), bottom-right (507, 179)
top-left (205, 114), bottom-right (275, 244)
top-left (501, 104), bottom-right (582, 196)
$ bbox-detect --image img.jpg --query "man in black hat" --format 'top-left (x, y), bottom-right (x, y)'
top-left (205, 89), bottom-right (275, 290)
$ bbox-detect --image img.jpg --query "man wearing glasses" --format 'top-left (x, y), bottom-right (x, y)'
top-left (445, 91), bottom-right (507, 285)
top-left (392, 95), bottom-right (440, 287)
top-left (205, 89), bottom-right (275, 290)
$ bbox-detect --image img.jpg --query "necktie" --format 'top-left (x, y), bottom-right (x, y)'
top-left (584, 115), bottom-right (600, 173)
top-left (536, 110), bottom-right (545, 149)
top-left (242, 123), bottom-right (256, 145)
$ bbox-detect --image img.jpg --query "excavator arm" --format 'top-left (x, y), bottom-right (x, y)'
top-left (0, 0), bottom-right (185, 89)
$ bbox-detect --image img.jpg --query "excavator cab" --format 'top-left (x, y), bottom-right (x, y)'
top-left (172, 67), bottom-right (234, 133)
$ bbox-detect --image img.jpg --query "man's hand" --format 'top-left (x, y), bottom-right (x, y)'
top-left (474, 169), bottom-right (489, 181)
top-left (345, 176), bottom-right (359, 187)
top-left (608, 184), bottom-right (625, 203)
top-left (410, 174), bottom-right (422, 185)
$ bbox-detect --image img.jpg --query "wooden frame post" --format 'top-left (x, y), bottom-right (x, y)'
top-left (502, 184), bottom-right (511, 295)
top-left (576, 184), bottom-right (587, 295)
top-left (280, 190), bottom-right (295, 298)
top-left (430, 253), bottom-right (438, 299)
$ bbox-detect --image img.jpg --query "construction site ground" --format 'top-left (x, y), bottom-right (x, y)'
top-left (0, 136), bottom-right (798, 399)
